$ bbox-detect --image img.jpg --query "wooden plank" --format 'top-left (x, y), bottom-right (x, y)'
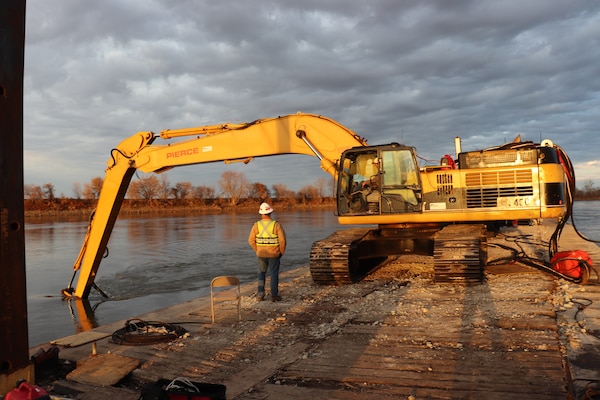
top-left (342, 323), bottom-right (559, 335)
top-left (291, 353), bottom-right (562, 372)
top-left (277, 364), bottom-right (566, 395)
top-left (66, 354), bottom-right (140, 386)
top-left (51, 331), bottom-right (111, 348)
top-left (252, 381), bottom-right (565, 400)
top-left (277, 369), bottom-right (566, 396)
top-left (338, 327), bottom-right (560, 349)
top-left (304, 337), bottom-right (563, 361)
top-left (51, 379), bottom-right (139, 400)
top-left (284, 354), bottom-right (565, 377)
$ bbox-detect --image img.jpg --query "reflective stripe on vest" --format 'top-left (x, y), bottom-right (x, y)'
top-left (256, 220), bottom-right (279, 247)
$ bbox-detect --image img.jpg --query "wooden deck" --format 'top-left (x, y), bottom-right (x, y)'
top-left (260, 274), bottom-right (567, 399)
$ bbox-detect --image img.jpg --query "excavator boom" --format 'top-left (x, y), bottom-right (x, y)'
top-left (63, 113), bottom-right (367, 299)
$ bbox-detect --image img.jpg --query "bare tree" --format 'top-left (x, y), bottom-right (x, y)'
top-left (72, 182), bottom-right (82, 199)
top-left (23, 184), bottom-right (33, 199)
top-left (314, 177), bottom-right (332, 200)
top-left (83, 177), bottom-right (103, 199)
top-left (24, 184), bottom-right (43, 200)
top-left (129, 175), bottom-right (161, 200)
top-left (159, 174), bottom-right (171, 199)
top-left (297, 184), bottom-right (319, 204)
top-left (218, 171), bottom-right (249, 205)
top-left (248, 182), bottom-right (270, 200)
top-left (127, 180), bottom-right (142, 199)
top-left (193, 185), bottom-right (215, 200)
top-left (272, 183), bottom-right (295, 200)
top-left (173, 181), bottom-right (193, 199)
top-left (576, 179), bottom-right (600, 199)
top-left (42, 183), bottom-right (55, 201)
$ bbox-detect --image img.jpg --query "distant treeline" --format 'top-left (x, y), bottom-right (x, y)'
top-left (24, 170), bottom-right (335, 216)
top-left (574, 182), bottom-right (600, 200)
top-left (24, 197), bottom-right (336, 217)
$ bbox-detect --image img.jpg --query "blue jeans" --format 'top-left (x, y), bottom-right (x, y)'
top-left (257, 256), bottom-right (280, 297)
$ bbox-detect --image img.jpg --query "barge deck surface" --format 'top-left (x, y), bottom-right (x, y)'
top-left (29, 223), bottom-right (600, 399)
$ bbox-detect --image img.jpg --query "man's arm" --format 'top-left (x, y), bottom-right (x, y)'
top-left (277, 222), bottom-right (287, 255)
top-left (248, 223), bottom-right (258, 252)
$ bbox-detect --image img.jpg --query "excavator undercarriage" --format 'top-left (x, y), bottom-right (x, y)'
top-left (309, 224), bottom-right (489, 285)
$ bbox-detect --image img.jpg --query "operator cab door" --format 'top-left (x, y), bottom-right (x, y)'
top-left (337, 144), bottom-right (423, 216)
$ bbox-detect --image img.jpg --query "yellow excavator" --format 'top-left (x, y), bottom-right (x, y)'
top-left (62, 113), bottom-right (571, 299)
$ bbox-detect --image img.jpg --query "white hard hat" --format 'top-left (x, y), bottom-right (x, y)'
top-left (259, 202), bottom-right (273, 214)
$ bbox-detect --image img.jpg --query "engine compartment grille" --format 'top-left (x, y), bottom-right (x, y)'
top-left (436, 173), bottom-right (454, 196)
top-left (465, 170), bottom-right (534, 208)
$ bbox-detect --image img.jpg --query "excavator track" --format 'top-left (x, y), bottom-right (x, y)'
top-left (310, 228), bottom-right (382, 285)
top-left (310, 226), bottom-right (437, 285)
top-left (311, 224), bottom-right (489, 285)
top-left (433, 224), bottom-right (487, 283)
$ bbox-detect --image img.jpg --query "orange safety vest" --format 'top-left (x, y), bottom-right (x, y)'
top-left (256, 220), bottom-right (279, 247)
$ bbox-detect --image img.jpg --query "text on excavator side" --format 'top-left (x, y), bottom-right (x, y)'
top-left (166, 147), bottom-right (199, 158)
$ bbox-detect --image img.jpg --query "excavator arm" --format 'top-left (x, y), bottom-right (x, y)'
top-left (63, 113), bottom-right (367, 299)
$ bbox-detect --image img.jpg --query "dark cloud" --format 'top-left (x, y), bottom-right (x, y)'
top-left (23, 0), bottom-right (600, 196)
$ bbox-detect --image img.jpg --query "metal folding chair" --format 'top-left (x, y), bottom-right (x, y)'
top-left (210, 276), bottom-right (241, 323)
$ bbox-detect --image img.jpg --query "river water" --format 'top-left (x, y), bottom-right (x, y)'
top-left (25, 203), bottom-right (599, 347)
top-left (25, 209), bottom-right (355, 346)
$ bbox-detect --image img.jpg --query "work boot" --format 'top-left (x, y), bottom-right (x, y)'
top-left (257, 294), bottom-right (265, 302)
top-left (271, 295), bottom-right (282, 302)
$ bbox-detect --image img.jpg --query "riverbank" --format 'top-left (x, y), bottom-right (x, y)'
top-left (24, 199), bottom-right (335, 219)
top-left (25, 222), bottom-right (600, 399)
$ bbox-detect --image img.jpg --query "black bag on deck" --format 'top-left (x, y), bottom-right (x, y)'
top-left (139, 382), bottom-right (169, 400)
top-left (154, 378), bottom-right (226, 400)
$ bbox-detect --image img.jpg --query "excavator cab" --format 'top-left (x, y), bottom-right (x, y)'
top-left (337, 143), bottom-right (422, 216)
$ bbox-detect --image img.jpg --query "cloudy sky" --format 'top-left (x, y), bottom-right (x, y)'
top-left (24, 1), bottom-right (600, 197)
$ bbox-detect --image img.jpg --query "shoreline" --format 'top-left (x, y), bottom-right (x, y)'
top-left (24, 202), bottom-right (336, 219)
top-left (23, 197), bottom-right (599, 219)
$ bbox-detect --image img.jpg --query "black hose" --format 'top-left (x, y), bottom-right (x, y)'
top-left (555, 145), bottom-right (600, 244)
top-left (111, 319), bottom-right (187, 345)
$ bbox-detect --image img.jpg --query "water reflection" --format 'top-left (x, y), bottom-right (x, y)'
top-left (66, 298), bottom-right (102, 333)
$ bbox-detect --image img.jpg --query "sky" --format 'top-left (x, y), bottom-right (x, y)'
top-left (23, 1), bottom-right (600, 198)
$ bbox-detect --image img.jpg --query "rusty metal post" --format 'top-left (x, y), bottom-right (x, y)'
top-left (0, 0), bottom-right (33, 393)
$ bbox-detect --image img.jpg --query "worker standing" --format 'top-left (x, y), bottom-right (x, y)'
top-left (248, 202), bottom-right (286, 302)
